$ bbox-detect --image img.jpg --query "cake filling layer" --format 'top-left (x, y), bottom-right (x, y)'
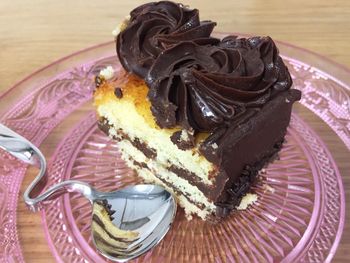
top-left (131, 161), bottom-right (207, 210)
top-left (99, 119), bottom-right (217, 198)
top-left (96, 94), bottom-right (216, 185)
top-left (124, 157), bottom-right (214, 221)
top-left (115, 138), bottom-right (216, 219)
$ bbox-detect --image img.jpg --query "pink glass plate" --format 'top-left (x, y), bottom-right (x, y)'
top-left (0, 33), bottom-right (348, 262)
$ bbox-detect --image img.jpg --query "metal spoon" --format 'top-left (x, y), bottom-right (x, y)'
top-left (0, 123), bottom-right (177, 262)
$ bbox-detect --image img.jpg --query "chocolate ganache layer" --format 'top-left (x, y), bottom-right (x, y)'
top-left (117, 1), bottom-right (218, 79)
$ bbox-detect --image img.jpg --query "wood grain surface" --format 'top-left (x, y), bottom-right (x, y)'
top-left (0, 0), bottom-right (349, 262)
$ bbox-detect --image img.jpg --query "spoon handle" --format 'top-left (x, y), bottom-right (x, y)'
top-left (0, 124), bottom-right (40, 166)
top-left (0, 123), bottom-right (96, 211)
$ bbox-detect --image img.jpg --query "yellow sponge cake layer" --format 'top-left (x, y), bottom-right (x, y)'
top-left (93, 70), bottom-right (219, 219)
top-left (118, 139), bottom-right (216, 220)
top-left (94, 71), bottom-right (216, 185)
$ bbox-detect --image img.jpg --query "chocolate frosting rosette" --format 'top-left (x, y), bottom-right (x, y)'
top-left (147, 36), bottom-right (293, 132)
top-left (117, 1), bottom-right (218, 78)
top-left (117, 1), bottom-right (297, 151)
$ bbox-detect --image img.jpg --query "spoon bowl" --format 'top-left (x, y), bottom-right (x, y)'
top-left (92, 185), bottom-right (176, 262)
top-left (0, 123), bottom-right (177, 262)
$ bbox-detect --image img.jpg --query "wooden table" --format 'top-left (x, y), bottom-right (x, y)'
top-left (0, 0), bottom-right (349, 262)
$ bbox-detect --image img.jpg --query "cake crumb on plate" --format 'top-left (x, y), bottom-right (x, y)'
top-left (236, 193), bottom-right (258, 210)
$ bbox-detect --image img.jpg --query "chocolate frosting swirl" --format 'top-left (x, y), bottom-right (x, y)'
top-left (116, 1), bottom-right (295, 137)
top-left (146, 36), bottom-right (293, 131)
top-left (117, 1), bottom-right (218, 78)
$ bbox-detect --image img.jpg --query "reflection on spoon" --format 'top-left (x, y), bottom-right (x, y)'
top-left (91, 185), bottom-right (176, 262)
top-left (92, 200), bottom-right (140, 253)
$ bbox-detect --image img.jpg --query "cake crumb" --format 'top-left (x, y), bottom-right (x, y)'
top-left (263, 184), bottom-right (275, 193)
top-left (259, 168), bottom-right (267, 175)
top-left (94, 75), bottom-right (105, 88)
top-left (108, 127), bottom-right (118, 138)
top-left (100, 66), bottom-right (115, 80)
top-left (185, 214), bottom-right (193, 221)
top-left (114, 87), bottom-right (123, 98)
top-left (180, 130), bottom-right (189, 141)
top-left (212, 143), bottom-right (218, 149)
top-left (236, 193), bottom-right (258, 210)
top-left (112, 15), bottom-right (131, 36)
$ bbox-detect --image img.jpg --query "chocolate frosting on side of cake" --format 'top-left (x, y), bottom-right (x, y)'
top-left (117, 1), bottom-right (218, 79)
top-left (211, 89), bottom-right (301, 216)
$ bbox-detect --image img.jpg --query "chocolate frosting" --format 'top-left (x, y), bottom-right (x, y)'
top-left (146, 36), bottom-right (293, 131)
top-left (117, 1), bottom-right (218, 78)
top-left (117, 1), bottom-right (299, 152)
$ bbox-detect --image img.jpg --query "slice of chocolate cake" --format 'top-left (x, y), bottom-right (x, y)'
top-left (94, 1), bottom-right (301, 220)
